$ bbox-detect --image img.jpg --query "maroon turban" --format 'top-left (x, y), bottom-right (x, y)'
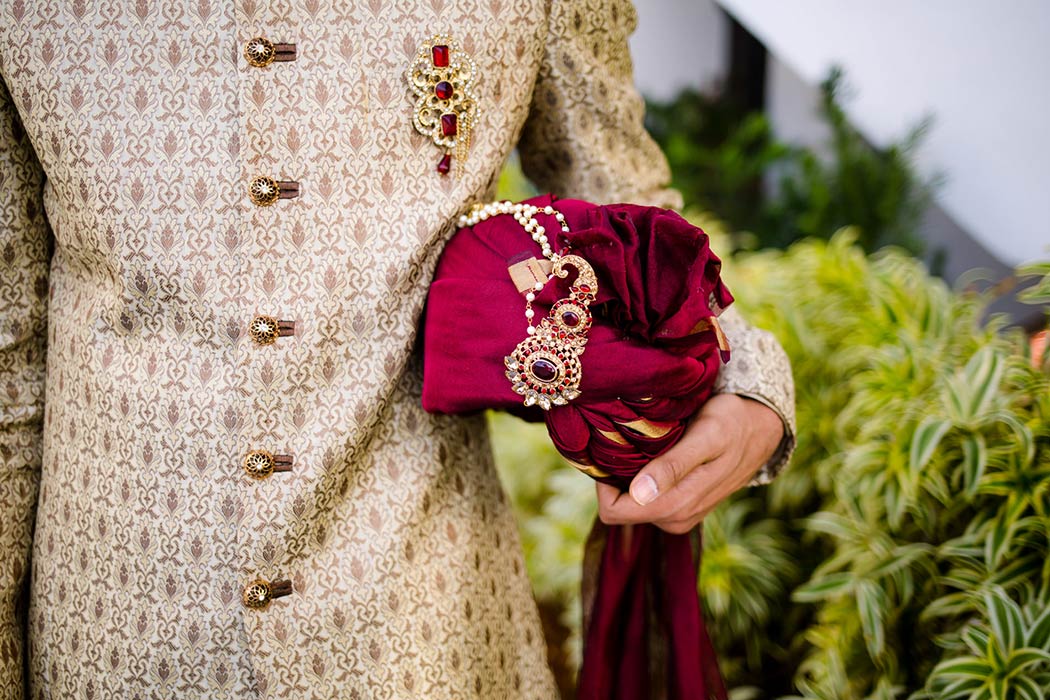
top-left (422, 195), bottom-right (731, 699)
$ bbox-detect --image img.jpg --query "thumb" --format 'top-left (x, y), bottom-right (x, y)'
top-left (628, 415), bottom-right (721, 506)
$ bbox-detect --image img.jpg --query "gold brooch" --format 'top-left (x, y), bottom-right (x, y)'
top-left (406, 35), bottom-right (479, 176)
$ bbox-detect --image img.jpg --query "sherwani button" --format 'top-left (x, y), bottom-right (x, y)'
top-left (244, 38), bottom-right (297, 67)
top-left (243, 450), bottom-right (294, 480)
top-left (248, 177), bottom-right (299, 207)
top-left (241, 578), bottom-right (293, 610)
top-left (248, 316), bottom-right (295, 346)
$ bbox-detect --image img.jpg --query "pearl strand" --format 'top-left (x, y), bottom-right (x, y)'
top-left (458, 201), bottom-right (572, 334)
top-left (459, 201), bottom-right (570, 262)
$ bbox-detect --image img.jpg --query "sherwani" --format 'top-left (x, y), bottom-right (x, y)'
top-left (0, 0), bottom-right (795, 697)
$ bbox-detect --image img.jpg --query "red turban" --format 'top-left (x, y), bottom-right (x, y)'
top-left (423, 195), bottom-right (731, 699)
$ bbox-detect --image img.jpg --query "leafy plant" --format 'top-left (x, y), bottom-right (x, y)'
top-left (917, 587), bottom-right (1050, 700)
top-left (711, 235), bottom-right (1049, 698)
top-left (645, 70), bottom-right (936, 255)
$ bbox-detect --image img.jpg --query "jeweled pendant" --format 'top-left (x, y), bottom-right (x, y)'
top-left (504, 255), bottom-right (599, 410)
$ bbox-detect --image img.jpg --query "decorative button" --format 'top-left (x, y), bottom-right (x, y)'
top-left (241, 578), bottom-right (293, 610)
top-left (244, 37), bottom-right (276, 67)
top-left (249, 316), bottom-right (295, 346)
top-left (248, 177), bottom-right (278, 206)
top-left (244, 38), bottom-right (297, 67)
top-left (248, 177), bottom-right (299, 207)
top-left (243, 450), bottom-right (294, 480)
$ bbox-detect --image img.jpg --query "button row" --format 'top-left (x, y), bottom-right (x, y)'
top-left (242, 35), bottom-right (299, 611)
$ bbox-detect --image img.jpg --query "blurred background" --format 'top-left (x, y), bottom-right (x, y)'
top-left (493, 2), bottom-right (1050, 699)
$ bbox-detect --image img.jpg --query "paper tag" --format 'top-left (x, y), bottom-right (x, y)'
top-left (507, 256), bottom-right (552, 293)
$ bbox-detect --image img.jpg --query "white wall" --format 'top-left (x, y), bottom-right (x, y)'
top-left (628, 0), bottom-right (728, 101)
top-left (716, 0), bottom-right (1050, 266)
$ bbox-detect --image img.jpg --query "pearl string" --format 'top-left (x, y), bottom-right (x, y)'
top-left (459, 201), bottom-right (571, 334)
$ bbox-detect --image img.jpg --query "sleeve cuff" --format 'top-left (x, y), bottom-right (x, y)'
top-left (710, 307), bottom-right (796, 487)
top-left (735, 392), bottom-right (796, 486)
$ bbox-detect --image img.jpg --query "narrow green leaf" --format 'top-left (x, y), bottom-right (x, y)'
top-left (792, 572), bottom-right (854, 602)
top-left (984, 516), bottom-right (1019, 571)
top-left (929, 655), bottom-right (993, 678)
top-left (961, 433), bottom-right (988, 499)
top-left (989, 675), bottom-right (1008, 700)
top-left (910, 417), bottom-right (952, 475)
top-left (937, 676), bottom-right (985, 699)
top-left (856, 579), bottom-right (887, 658)
top-left (1025, 604), bottom-right (1050, 649)
top-left (962, 625), bottom-right (992, 656)
top-left (1013, 675), bottom-right (1046, 700)
top-left (963, 348), bottom-right (1006, 421)
top-left (985, 587), bottom-right (1025, 654)
top-left (803, 512), bottom-right (864, 543)
top-left (1017, 261), bottom-right (1050, 304)
top-left (1006, 647), bottom-right (1050, 673)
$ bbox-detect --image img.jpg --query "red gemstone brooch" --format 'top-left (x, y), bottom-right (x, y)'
top-left (406, 35), bottom-right (479, 176)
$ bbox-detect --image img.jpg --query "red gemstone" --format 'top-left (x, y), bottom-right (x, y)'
top-left (530, 358), bottom-right (557, 382)
top-left (561, 311), bottom-right (581, 327)
top-left (435, 81), bottom-right (454, 100)
top-left (432, 45), bottom-right (450, 67)
top-left (436, 153), bottom-right (452, 174)
top-left (440, 112), bottom-right (458, 136)
top-left (579, 285), bottom-right (590, 293)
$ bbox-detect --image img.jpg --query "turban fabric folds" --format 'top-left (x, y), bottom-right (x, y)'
top-left (422, 195), bottom-right (732, 699)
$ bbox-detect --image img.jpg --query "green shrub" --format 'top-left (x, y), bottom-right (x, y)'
top-left (491, 228), bottom-right (1050, 698)
top-left (645, 70), bottom-right (935, 255)
top-left (724, 232), bottom-right (1048, 699)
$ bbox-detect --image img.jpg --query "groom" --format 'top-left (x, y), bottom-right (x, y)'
top-left (0, 0), bottom-right (793, 697)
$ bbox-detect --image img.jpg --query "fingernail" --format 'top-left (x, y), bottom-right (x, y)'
top-left (631, 475), bottom-right (659, 506)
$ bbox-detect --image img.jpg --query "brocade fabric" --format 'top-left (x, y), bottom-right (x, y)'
top-left (0, 1), bottom-right (794, 697)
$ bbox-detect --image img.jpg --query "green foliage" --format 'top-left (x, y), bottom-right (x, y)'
top-left (644, 90), bottom-right (790, 238)
top-left (645, 70), bottom-right (935, 255)
top-left (491, 228), bottom-right (1050, 697)
top-left (710, 234), bottom-right (1049, 698)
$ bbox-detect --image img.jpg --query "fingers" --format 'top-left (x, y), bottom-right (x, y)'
top-left (627, 409), bottom-right (729, 507)
top-left (596, 455), bottom-right (731, 528)
top-left (597, 473), bottom-right (720, 532)
top-left (593, 394), bottom-right (780, 533)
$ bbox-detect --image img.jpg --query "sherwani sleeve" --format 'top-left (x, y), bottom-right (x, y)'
top-left (0, 74), bottom-right (48, 695)
top-left (517, 0), bottom-right (795, 484)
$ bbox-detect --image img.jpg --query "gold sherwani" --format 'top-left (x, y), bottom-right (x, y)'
top-left (0, 1), bottom-right (794, 697)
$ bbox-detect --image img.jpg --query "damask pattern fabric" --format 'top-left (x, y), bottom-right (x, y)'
top-left (0, 1), bottom-right (794, 698)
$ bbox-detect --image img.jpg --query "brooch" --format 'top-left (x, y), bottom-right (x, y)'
top-left (406, 34), bottom-right (479, 176)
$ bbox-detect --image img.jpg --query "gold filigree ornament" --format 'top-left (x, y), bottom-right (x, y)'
top-left (505, 255), bottom-right (598, 410)
top-left (406, 34), bottom-right (479, 177)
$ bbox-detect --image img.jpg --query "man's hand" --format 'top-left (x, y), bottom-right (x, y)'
top-left (596, 394), bottom-right (784, 534)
